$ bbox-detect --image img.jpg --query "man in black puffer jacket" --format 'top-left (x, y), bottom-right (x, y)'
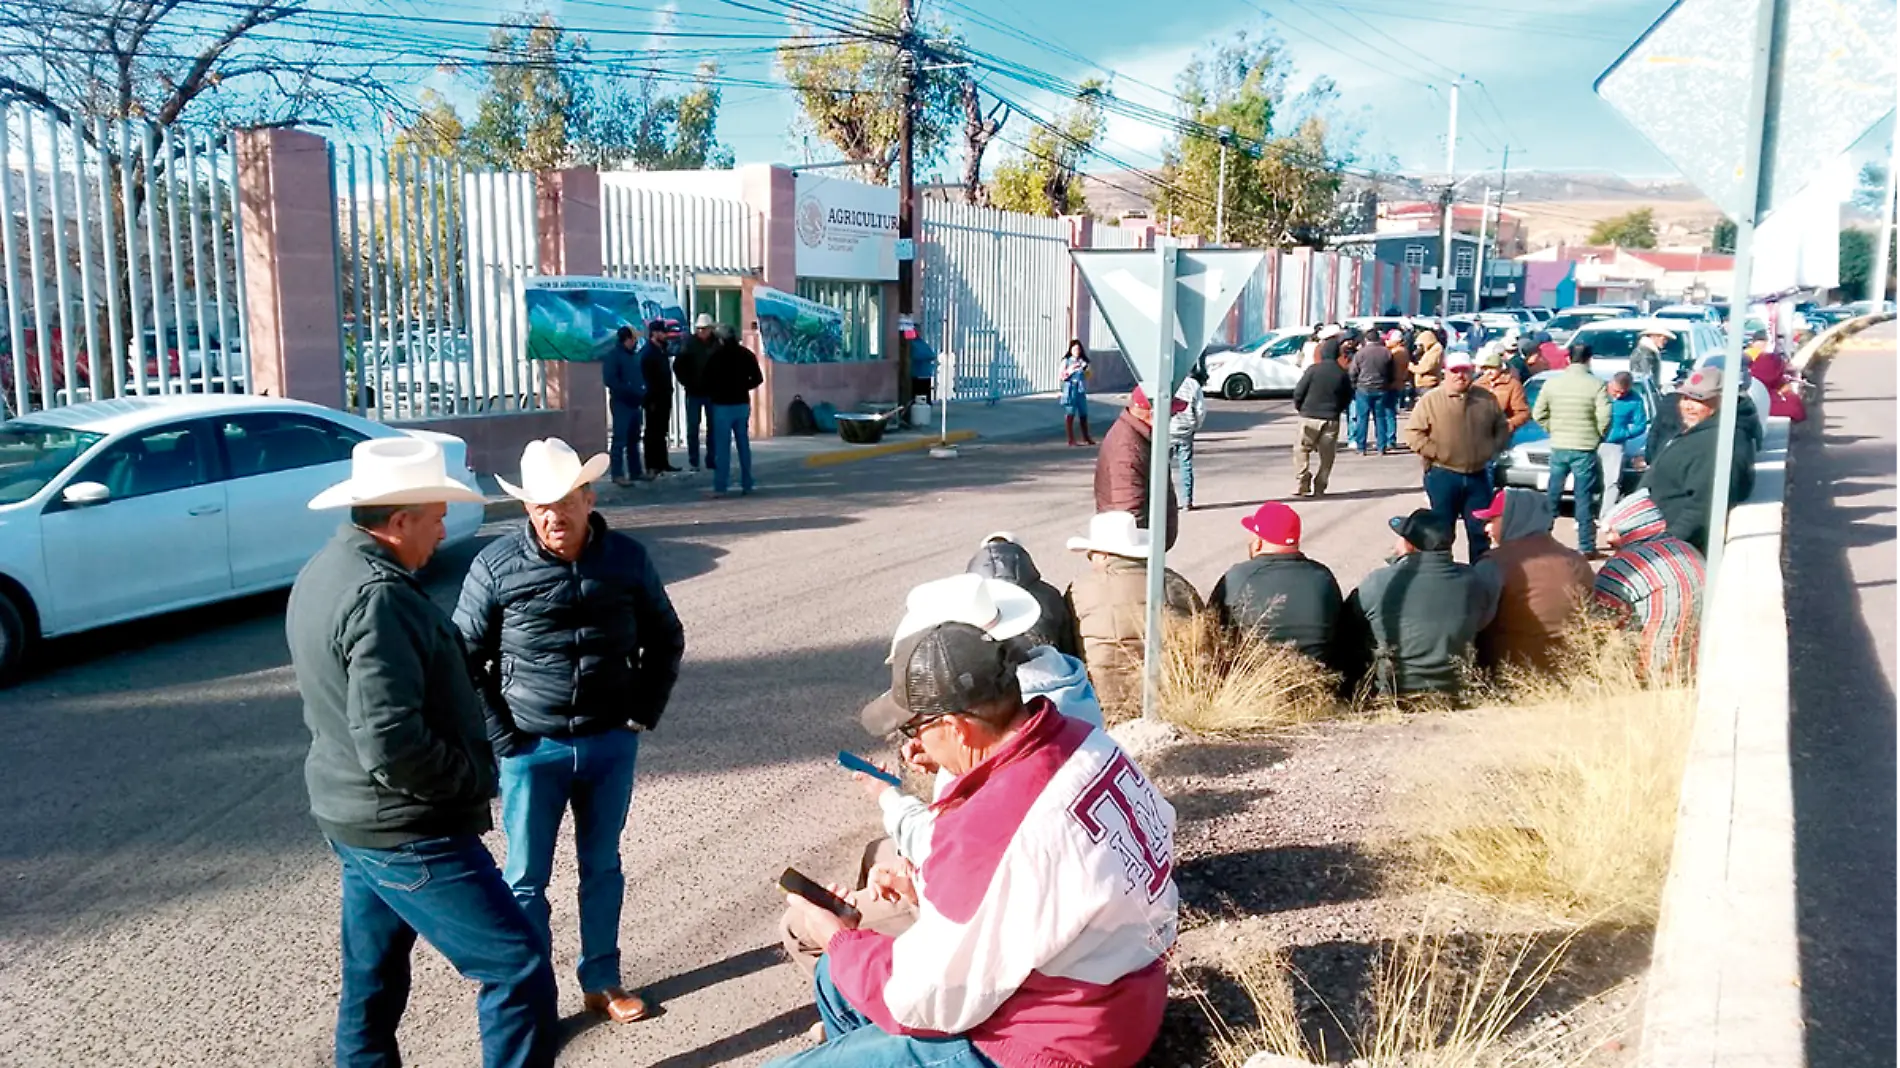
top-left (965, 533), bottom-right (1081, 658)
top-left (454, 438), bottom-right (685, 1027)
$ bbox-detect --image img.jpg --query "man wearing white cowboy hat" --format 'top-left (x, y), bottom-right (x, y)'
top-left (453, 438), bottom-right (685, 1025)
top-left (1062, 511), bottom-right (1203, 717)
top-left (287, 437), bottom-right (558, 1068)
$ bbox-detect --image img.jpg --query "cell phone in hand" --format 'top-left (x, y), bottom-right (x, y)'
top-left (838, 750), bottom-right (903, 787)
top-left (778, 867), bottom-right (862, 925)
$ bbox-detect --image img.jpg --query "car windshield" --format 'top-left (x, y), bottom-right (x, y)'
top-left (1548, 311), bottom-right (1615, 332)
top-left (1655, 308), bottom-right (1702, 320)
top-left (1575, 328), bottom-right (1685, 361)
top-left (0, 421), bottom-right (103, 506)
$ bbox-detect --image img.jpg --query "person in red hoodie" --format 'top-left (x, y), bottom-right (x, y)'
top-left (770, 622), bottom-right (1178, 1068)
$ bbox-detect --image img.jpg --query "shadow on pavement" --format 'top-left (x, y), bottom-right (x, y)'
top-left (643, 1004), bottom-right (817, 1068)
top-left (1784, 366), bottom-right (1898, 1067)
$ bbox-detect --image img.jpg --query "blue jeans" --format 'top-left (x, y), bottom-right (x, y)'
top-left (499, 730), bottom-right (641, 993)
top-left (1548, 447), bottom-right (1601, 553)
top-left (762, 956), bottom-right (997, 1068)
top-left (1423, 465), bottom-right (1494, 562)
top-left (331, 836), bottom-right (557, 1068)
top-left (684, 394), bottom-right (713, 469)
top-left (1349, 391), bottom-right (1372, 451)
top-left (609, 394), bottom-right (644, 480)
top-left (1375, 390), bottom-right (1400, 451)
top-left (1171, 436), bottom-right (1195, 506)
top-left (711, 403), bottom-right (753, 494)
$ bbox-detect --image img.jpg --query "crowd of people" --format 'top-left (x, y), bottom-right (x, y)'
top-left (602, 314), bottom-right (764, 496)
top-left (280, 306), bottom-right (1771, 1066)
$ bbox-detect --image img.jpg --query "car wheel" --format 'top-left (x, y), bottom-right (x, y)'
top-left (1221, 374), bottom-right (1253, 400)
top-left (0, 592), bottom-right (30, 687)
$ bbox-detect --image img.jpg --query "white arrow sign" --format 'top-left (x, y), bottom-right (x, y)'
top-left (1072, 247), bottom-right (1267, 396)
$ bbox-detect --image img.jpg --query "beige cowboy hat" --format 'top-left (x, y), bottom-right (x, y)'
top-left (1066, 510), bottom-right (1152, 559)
top-left (887, 573), bottom-right (1041, 661)
top-left (309, 437), bottom-right (486, 510)
top-left (496, 438), bottom-right (611, 506)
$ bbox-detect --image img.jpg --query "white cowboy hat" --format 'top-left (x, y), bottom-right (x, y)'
top-left (1316, 324), bottom-right (1343, 340)
top-left (308, 437), bottom-right (486, 510)
top-left (1066, 511), bottom-right (1152, 558)
top-left (496, 438), bottom-right (611, 506)
top-left (887, 574), bottom-right (1041, 662)
top-left (693, 313), bottom-right (716, 329)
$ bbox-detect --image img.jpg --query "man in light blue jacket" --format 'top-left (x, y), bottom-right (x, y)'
top-left (1598, 371), bottom-right (1648, 515)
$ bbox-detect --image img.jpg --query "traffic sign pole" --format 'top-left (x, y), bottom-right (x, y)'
top-left (1141, 247), bottom-right (1178, 721)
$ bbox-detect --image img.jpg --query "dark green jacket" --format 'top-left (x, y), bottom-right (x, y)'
top-left (1338, 550), bottom-right (1500, 697)
top-left (287, 525), bottom-right (497, 849)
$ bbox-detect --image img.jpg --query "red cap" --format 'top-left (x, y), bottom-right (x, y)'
top-left (1131, 385), bottom-right (1190, 415)
top-left (1472, 489), bottom-right (1508, 521)
top-left (1241, 501), bottom-right (1301, 547)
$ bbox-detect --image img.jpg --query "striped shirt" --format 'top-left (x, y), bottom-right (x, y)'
top-left (1593, 533), bottom-right (1707, 674)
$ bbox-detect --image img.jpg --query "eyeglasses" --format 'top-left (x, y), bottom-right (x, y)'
top-left (897, 714), bottom-right (946, 740)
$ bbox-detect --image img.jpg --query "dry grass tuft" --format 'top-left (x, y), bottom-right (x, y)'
top-left (1157, 612), bottom-right (1343, 735)
top-left (1407, 612), bottom-right (1696, 926)
top-left (1200, 926), bottom-right (1623, 1067)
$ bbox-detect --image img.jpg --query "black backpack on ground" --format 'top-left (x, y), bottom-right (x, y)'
top-left (786, 394), bottom-right (817, 435)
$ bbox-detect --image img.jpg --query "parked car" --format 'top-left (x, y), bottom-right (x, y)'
top-left (0, 394), bottom-right (484, 683)
top-left (1652, 304), bottom-right (1724, 325)
top-left (1494, 371), bottom-right (1661, 496)
top-left (1204, 332), bottom-right (1306, 399)
top-left (1806, 305), bottom-right (1856, 328)
top-left (1566, 317), bottom-right (1727, 384)
top-left (1545, 306), bottom-right (1628, 346)
top-left (1522, 306), bottom-right (1555, 325)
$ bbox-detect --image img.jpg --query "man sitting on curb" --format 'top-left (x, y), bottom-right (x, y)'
top-left (1640, 365), bottom-right (1757, 554)
top-left (1337, 510), bottom-right (1500, 701)
top-left (779, 573), bottom-right (1109, 987)
top-left (766, 622), bottom-right (1178, 1068)
top-left (1208, 502), bottom-right (1345, 675)
top-left (1470, 489), bottom-right (1593, 675)
top-left (1064, 511), bottom-right (1204, 718)
top-left (966, 534), bottom-right (1082, 658)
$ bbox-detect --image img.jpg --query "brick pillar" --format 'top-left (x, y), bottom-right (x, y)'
top-left (237, 129), bottom-right (344, 407)
top-left (1289, 247), bottom-right (1313, 324)
top-left (739, 163), bottom-right (796, 437)
top-left (535, 168), bottom-right (608, 456)
top-left (1264, 251), bottom-right (1280, 330)
top-left (1064, 214), bottom-right (1093, 350)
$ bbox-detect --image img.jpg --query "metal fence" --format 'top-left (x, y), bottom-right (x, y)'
top-left (333, 145), bottom-right (541, 421)
top-left (1, 105), bottom-right (248, 417)
top-left (599, 177), bottom-right (756, 444)
top-left (921, 200), bottom-right (1074, 401)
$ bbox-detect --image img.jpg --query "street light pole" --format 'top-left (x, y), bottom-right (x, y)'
top-left (1439, 79), bottom-right (1461, 314)
top-left (1872, 164), bottom-right (1896, 304)
top-left (1215, 126), bottom-right (1233, 245)
top-left (1474, 184), bottom-right (1492, 312)
top-left (895, 0), bottom-right (918, 408)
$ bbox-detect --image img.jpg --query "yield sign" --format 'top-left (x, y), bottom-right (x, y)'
top-left (1071, 247), bottom-right (1266, 395)
top-left (1596, 0), bottom-right (1896, 220)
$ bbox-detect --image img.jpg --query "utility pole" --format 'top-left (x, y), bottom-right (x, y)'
top-left (1439, 79), bottom-right (1461, 315)
top-left (1872, 164), bottom-right (1896, 304)
top-left (1215, 125), bottom-right (1233, 245)
top-left (1474, 184), bottom-right (1493, 312)
top-left (895, 0), bottom-right (918, 408)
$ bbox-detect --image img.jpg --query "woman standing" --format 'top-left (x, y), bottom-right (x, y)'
top-left (1060, 340), bottom-right (1095, 445)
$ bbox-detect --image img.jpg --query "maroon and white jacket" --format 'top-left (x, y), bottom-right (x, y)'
top-left (827, 700), bottom-right (1179, 1068)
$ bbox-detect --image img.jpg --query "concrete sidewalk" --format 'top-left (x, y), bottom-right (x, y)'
top-left (477, 390), bottom-right (1128, 518)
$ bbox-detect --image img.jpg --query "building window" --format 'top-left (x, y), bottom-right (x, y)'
top-left (1454, 249), bottom-right (1475, 277)
top-left (1447, 293), bottom-right (1469, 313)
top-left (1403, 245), bottom-right (1426, 268)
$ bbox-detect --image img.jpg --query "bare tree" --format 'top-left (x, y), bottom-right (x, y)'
top-left (958, 77), bottom-right (1006, 206)
top-left (0, 0), bottom-right (402, 130)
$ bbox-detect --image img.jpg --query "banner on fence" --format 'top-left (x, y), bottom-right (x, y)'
top-left (522, 276), bottom-right (685, 362)
top-left (755, 286), bottom-right (848, 364)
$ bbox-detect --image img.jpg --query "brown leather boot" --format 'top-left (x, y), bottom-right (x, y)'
top-left (583, 987), bottom-right (653, 1024)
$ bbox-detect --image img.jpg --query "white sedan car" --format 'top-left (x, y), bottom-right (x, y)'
top-left (1204, 329), bottom-right (1308, 399)
top-left (0, 395), bottom-right (484, 683)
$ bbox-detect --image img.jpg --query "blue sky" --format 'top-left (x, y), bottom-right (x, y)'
top-left (390, 0), bottom-right (1694, 180)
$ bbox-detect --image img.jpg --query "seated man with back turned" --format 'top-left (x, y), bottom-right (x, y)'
top-left (1208, 502), bottom-right (1344, 673)
top-left (1337, 510), bottom-right (1500, 701)
top-left (769, 622), bottom-right (1178, 1068)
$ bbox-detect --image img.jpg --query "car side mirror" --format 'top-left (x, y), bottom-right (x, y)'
top-left (61, 481), bottom-right (110, 507)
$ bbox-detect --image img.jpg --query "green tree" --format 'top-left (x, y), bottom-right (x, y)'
top-left (777, 0), bottom-right (963, 184)
top-left (1712, 216), bottom-right (1736, 254)
top-left (988, 81), bottom-right (1106, 216)
top-left (1840, 226), bottom-right (1895, 298)
top-left (1588, 208), bottom-right (1659, 249)
top-left (395, 90), bottom-right (473, 162)
top-left (1151, 33), bottom-right (1346, 247)
top-left (1854, 163), bottom-right (1890, 215)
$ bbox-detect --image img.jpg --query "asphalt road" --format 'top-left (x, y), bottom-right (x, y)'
top-left (1782, 321), bottom-right (1897, 1068)
top-left (0, 397), bottom-right (1501, 1066)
